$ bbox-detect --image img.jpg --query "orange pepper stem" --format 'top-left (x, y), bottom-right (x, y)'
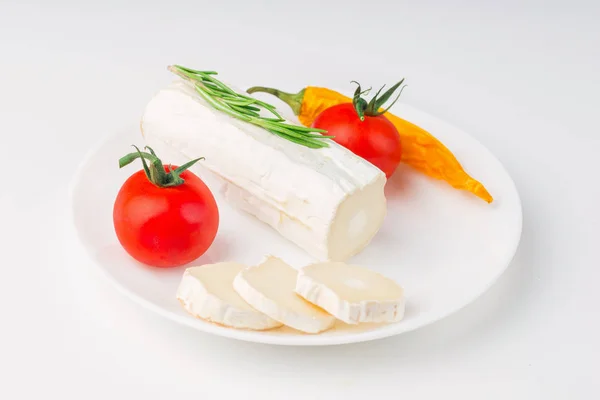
top-left (246, 86), bottom-right (305, 116)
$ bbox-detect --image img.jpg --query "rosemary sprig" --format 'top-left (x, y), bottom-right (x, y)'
top-left (168, 65), bottom-right (333, 149)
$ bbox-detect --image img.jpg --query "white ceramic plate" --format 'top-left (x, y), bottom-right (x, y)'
top-left (70, 100), bottom-right (522, 346)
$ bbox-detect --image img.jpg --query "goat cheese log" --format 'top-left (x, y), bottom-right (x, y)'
top-left (141, 80), bottom-right (387, 261)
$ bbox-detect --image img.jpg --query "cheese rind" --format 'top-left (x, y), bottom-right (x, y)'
top-left (295, 262), bottom-right (405, 324)
top-left (177, 263), bottom-right (282, 330)
top-left (141, 80), bottom-right (387, 261)
top-left (233, 256), bottom-right (335, 333)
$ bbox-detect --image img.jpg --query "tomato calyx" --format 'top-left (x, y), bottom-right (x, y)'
top-left (351, 79), bottom-right (406, 121)
top-left (118, 145), bottom-right (204, 188)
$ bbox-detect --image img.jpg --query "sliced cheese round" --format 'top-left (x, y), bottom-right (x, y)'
top-left (233, 256), bottom-right (335, 334)
top-left (177, 263), bottom-right (282, 330)
top-left (295, 262), bottom-right (405, 324)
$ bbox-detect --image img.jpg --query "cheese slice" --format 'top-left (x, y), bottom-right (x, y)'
top-left (176, 262), bottom-right (282, 330)
top-left (141, 79), bottom-right (387, 261)
top-left (295, 262), bottom-right (405, 324)
top-left (233, 256), bottom-right (335, 333)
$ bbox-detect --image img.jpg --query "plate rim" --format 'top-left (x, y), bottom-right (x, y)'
top-left (68, 104), bottom-right (523, 346)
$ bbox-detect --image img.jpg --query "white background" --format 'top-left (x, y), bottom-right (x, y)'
top-left (1, 1), bottom-right (599, 398)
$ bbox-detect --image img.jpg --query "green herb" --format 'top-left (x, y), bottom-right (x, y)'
top-left (119, 145), bottom-right (203, 188)
top-left (168, 65), bottom-right (333, 149)
top-left (351, 79), bottom-right (406, 121)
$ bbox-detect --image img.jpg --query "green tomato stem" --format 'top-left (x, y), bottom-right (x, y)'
top-left (118, 145), bottom-right (204, 188)
top-left (352, 79), bottom-right (406, 119)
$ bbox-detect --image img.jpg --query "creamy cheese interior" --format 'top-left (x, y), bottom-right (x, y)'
top-left (243, 257), bottom-right (331, 316)
top-left (328, 182), bottom-right (387, 261)
top-left (301, 262), bottom-right (403, 303)
top-left (187, 263), bottom-right (256, 310)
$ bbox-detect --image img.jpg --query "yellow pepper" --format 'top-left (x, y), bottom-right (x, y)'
top-left (247, 85), bottom-right (493, 203)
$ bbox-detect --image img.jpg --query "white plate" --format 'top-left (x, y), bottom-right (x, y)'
top-left (69, 101), bottom-right (522, 346)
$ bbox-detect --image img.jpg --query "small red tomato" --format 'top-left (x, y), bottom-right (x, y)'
top-left (113, 146), bottom-right (219, 268)
top-left (312, 81), bottom-right (405, 178)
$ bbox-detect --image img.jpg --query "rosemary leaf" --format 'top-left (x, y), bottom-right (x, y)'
top-left (170, 65), bottom-right (330, 149)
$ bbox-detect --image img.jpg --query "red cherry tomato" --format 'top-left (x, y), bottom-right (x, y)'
top-left (312, 103), bottom-right (402, 178)
top-left (113, 166), bottom-right (219, 268)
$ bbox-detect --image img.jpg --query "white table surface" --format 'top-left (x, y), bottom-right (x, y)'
top-left (1, 1), bottom-right (598, 399)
